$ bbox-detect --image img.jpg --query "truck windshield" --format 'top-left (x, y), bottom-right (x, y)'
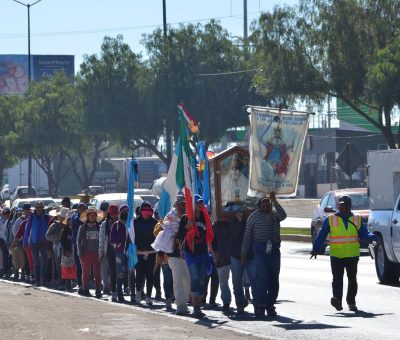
top-left (349, 193), bottom-right (369, 210)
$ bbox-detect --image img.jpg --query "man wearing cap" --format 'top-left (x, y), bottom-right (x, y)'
top-left (311, 195), bottom-right (377, 312)
top-left (241, 192), bottom-right (287, 317)
top-left (71, 202), bottom-right (88, 293)
top-left (23, 201), bottom-right (50, 286)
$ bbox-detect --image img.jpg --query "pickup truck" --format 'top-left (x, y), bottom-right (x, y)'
top-left (367, 149), bottom-right (400, 284)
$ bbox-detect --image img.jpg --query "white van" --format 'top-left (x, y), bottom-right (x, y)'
top-left (91, 193), bottom-right (143, 216)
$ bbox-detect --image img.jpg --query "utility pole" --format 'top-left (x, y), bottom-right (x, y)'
top-left (12, 0), bottom-right (42, 195)
top-left (327, 96), bottom-right (331, 129)
top-left (243, 0), bottom-right (248, 40)
top-left (163, 0), bottom-right (172, 166)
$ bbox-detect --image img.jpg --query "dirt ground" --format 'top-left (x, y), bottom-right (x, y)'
top-left (0, 281), bottom-right (260, 340)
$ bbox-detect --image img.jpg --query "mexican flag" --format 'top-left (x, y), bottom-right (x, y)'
top-left (176, 109), bottom-right (195, 221)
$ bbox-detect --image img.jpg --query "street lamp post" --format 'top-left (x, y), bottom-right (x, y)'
top-left (12, 0), bottom-right (42, 194)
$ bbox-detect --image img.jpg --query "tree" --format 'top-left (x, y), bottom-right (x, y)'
top-left (17, 72), bottom-right (76, 196)
top-left (0, 95), bottom-right (21, 186)
top-left (251, 0), bottom-right (400, 148)
top-left (142, 20), bottom-right (264, 159)
top-left (76, 35), bottom-right (161, 171)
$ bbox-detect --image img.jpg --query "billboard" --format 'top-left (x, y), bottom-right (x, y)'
top-left (32, 55), bottom-right (74, 81)
top-left (0, 55), bottom-right (29, 94)
top-left (0, 54), bottom-right (74, 94)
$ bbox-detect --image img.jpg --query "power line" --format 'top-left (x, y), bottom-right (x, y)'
top-left (0, 11), bottom-right (264, 39)
top-left (196, 68), bottom-right (260, 77)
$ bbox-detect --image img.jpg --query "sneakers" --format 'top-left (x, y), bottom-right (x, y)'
top-left (237, 300), bottom-right (249, 314)
top-left (155, 292), bottom-right (162, 301)
top-left (95, 290), bottom-right (102, 299)
top-left (135, 291), bottom-right (142, 304)
top-left (175, 308), bottom-right (189, 316)
top-left (266, 306), bottom-right (277, 317)
top-left (118, 295), bottom-right (126, 303)
top-left (82, 289), bottom-right (92, 297)
top-left (348, 304), bottom-right (358, 312)
top-left (208, 301), bottom-right (218, 309)
top-left (111, 292), bottom-right (118, 302)
top-left (146, 297), bottom-right (153, 306)
top-left (192, 308), bottom-right (205, 318)
top-left (330, 297), bottom-right (343, 311)
top-left (165, 298), bottom-right (173, 310)
top-left (222, 304), bottom-right (230, 313)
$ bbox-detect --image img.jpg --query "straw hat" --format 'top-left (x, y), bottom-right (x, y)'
top-left (79, 208), bottom-right (105, 223)
top-left (49, 207), bottom-right (70, 219)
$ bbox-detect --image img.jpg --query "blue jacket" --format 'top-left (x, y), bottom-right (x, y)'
top-left (312, 212), bottom-right (377, 254)
top-left (23, 213), bottom-right (50, 246)
top-left (71, 211), bottom-right (81, 245)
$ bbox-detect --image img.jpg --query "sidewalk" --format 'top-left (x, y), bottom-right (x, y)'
top-left (281, 217), bottom-right (311, 229)
top-left (0, 280), bottom-right (264, 340)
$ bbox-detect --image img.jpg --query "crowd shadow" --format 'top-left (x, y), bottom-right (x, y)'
top-left (193, 317), bottom-right (228, 329)
top-left (326, 310), bottom-right (394, 319)
top-left (272, 315), bottom-right (350, 331)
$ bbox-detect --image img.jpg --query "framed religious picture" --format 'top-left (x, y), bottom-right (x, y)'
top-left (209, 146), bottom-right (257, 222)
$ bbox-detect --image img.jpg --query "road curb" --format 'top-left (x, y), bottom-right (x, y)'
top-left (281, 234), bottom-right (312, 242)
top-left (0, 279), bottom-right (268, 339)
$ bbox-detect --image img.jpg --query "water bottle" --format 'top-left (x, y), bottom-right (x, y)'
top-left (266, 240), bottom-right (272, 254)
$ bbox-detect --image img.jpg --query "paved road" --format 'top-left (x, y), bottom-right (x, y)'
top-left (1, 241), bottom-right (399, 339)
top-left (202, 241), bottom-right (400, 339)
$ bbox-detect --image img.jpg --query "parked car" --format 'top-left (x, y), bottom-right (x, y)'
top-left (1, 184), bottom-right (10, 200)
top-left (135, 188), bottom-right (158, 208)
top-left (311, 188), bottom-right (370, 250)
top-left (89, 186), bottom-right (105, 196)
top-left (367, 149), bottom-right (400, 285)
top-left (11, 197), bottom-right (57, 210)
top-left (10, 186), bottom-right (39, 202)
top-left (91, 193), bottom-right (143, 216)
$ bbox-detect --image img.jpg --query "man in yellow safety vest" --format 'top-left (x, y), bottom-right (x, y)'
top-left (310, 195), bottom-right (377, 312)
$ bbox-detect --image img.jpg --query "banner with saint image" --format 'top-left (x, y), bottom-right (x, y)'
top-left (248, 106), bottom-right (310, 195)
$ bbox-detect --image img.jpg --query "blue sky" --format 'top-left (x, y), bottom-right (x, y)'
top-left (1, 0), bottom-right (298, 71)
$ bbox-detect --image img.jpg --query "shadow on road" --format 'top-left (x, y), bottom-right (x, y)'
top-left (194, 318), bottom-right (228, 329)
top-left (273, 315), bottom-right (350, 330)
top-left (326, 311), bottom-right (394, 318)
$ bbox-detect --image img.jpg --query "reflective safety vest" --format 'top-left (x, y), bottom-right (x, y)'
top-left (328, 214), bottom-right (361, 258)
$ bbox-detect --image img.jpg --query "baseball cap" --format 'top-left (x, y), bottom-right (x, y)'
top-left (108, 204), bottom-right (119, 218)
top-left (194, 194), bottom-right (204, 203)
top-left (22, 203), bottom-right (32, 210)
top-left (2, 207), bottom-right (11, 214)
top-left (338, 195), bottom-right (352, 206)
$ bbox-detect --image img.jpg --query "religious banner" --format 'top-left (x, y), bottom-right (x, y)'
top-left (248, 106), bottom-right (310, 195)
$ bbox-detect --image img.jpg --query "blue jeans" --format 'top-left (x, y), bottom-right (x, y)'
top-left (161, 264), bottom-right (173, 300)
top-left (216, 265), bottom-right (231, 305)
top-left (116, 253), bottom-right (128, 297)
top-left (231, 257), bottom-right (247, 307)
top-left (73, 243), bottom-right (82, 286)
top-left (31, 242), bottom-right (48, 284)
top-left (188, 261), bottom-right (207, 297)
top-left (231, 256), bottom-right (256, 307)
top-left (253, 242), bottom-right (281, 309)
